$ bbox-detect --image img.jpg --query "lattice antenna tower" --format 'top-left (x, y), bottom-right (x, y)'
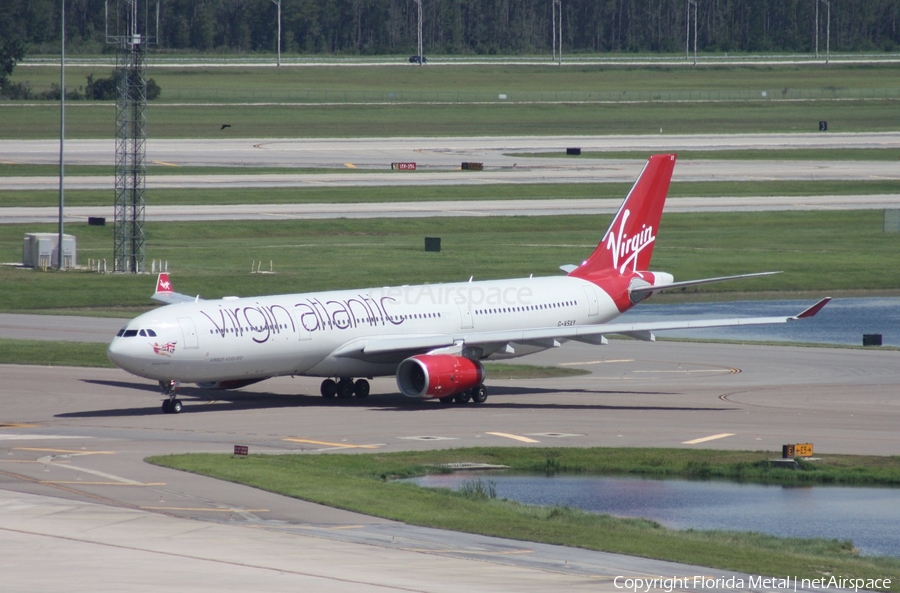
top-left (106, 0), bottom-right (158, 273)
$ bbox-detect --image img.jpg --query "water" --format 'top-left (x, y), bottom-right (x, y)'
top-left (404, 473), bottom-right (900, 557)
top-left (619, 297), bottom-right (900, 346)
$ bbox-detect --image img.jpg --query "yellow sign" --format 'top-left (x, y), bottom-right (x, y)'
top-left (795, 443), bottom-right (813, 457)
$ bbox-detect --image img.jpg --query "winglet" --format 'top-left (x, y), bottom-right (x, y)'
top-left (791, 297), bottom-right (831, 320)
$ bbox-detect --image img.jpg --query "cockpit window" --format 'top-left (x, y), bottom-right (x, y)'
top-left (138, 329), bottom-right (147, 337)
top-left (146, 329), bottom-right (157, 337)
top-left (116, 328), bottom-right (126, 337)
top-left (123, 329), bottom-right (139, 338)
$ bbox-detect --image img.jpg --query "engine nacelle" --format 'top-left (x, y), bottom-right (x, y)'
top-left (396, 354), bottom-right (485, 399)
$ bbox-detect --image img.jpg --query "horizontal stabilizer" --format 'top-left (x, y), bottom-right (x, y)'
top-left (151, 273), bottom-right (201, 305)
top-left (559, 264), bottom-right (578, 274)
top-left (631, 271), bottom-right (782, 299)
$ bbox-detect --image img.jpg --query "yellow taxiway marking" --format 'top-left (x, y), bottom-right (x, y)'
top-left (343, 163), bottom-right (357, 168)
top-left (683, 433), bottom-right (735, 445)
top-left (0, 423), bottom-right (40, 429)
top-left (486, 432), bottom-right (540, 443)
top-left (142, 506), bottom-right (269, 512)
top-left (41, 481), bottom-right (166, 486)
top-left (152, 160), bottom-right (180, 167)
top-left (13, 448), bottom-right (114, 455)
top-left (559, 359), bottom-right (634, 366)
top-left (283, 438), bottom-right (381, 449)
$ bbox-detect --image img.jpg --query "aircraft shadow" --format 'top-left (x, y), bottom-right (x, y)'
top-left (58, 380), bottom-right (734, 417)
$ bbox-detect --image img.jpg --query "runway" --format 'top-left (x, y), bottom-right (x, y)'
top-left (2, 134), bottom-right (899, 192)
top-left (1, 339), bottom-right (898, 591)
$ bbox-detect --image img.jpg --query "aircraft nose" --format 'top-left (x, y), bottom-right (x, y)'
top-left (107, 338), bottom-right (126, 368)
top-left (107, 337), bottom-right (138, 372)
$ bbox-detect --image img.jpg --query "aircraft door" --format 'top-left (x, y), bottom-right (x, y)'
top-left (292, 311), bottom-right (311, 340)
top-left (177, 317), bottom-right (199, 349)
top-left (582, 285), bottom-right (600, 316)
top-left (457, 304), bottom-right (473, 329)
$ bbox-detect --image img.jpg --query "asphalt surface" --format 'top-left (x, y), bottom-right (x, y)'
top-left (1, 339), bottom-right (898, 591)
top-left (3, 132), bottom-right (899, 590)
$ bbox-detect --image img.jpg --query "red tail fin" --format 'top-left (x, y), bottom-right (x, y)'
top-left (572, 154), bottom-right (676, 276)
top-left (155, 273), bottom-right (173, 295)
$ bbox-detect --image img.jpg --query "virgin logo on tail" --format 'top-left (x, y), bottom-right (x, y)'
top-left (605, 209), bottom-right (656, 274)
top-left (156, 273), bottom-right (172, 293)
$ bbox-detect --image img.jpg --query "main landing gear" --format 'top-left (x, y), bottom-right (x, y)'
top-left (439, 384), bottom-right (488, 406)
top-left (159, 380), bottom-right (183, 414)
top-left (320, 378), bottom-right (370, 400)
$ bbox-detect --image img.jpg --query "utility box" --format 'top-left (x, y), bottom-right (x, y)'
top-left (23, 233), bottom-right (76, 269)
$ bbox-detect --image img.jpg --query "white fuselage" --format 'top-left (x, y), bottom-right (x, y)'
top-left (107, 275), bottom-right (627, 384)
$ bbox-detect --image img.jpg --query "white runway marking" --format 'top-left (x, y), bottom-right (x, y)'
top-left (486, 432), bottom-right (540, 443)
top-left (683, 433), bottom-right (736, 445)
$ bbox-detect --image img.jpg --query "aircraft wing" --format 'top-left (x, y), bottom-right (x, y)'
top-left (332, 298), bottom-right (831, 360)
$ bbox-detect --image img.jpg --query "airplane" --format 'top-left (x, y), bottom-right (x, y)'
top-left (107, 154), bottom-right (830, 413)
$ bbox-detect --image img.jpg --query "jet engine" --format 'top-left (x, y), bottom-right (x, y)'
top-left (396, 354), bottom-right (485, 399)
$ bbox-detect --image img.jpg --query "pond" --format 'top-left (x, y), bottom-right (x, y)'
top-left (619, 297), bottom-right (900, 346)
top-left (403, 473), bottom-right (900, 557)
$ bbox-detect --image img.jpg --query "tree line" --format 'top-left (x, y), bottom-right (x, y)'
top-left (1, 0), bottom-right (898, 57)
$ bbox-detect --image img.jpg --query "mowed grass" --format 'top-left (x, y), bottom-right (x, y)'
top-left (0, 339), bottom-right (113, 367)
top-left (1, 210), bottom-right (898, 314)
top-left (2, 99), bottom-right (895, 139)
top-left (13, 62), bottom-right (900, 99)
top-left (3, 180), bottom-right (899, 208)
top-left (4, 63), bottom-right (898, 138)
top-left (148, 448), bottom-right (900, 587)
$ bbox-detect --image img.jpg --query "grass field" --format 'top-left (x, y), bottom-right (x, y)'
top-left (148, 448), bottom-right (900, 588)
top-left (3, 99), bottom-right (896, 139)
top-left (2, 180), bottom-right (898, 208)
top-left (2, 210), bottom-right (898, 314)
top-left (3, 63), bottom-right (899, 138)
top-left (13, 62), bottom-right (900, 100)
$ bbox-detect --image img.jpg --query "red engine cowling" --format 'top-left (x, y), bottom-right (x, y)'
top-left (396, 354), bottom-right (485, 399)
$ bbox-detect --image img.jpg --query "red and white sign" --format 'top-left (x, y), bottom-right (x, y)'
top-left (393, 162), bottom-right (417, 170)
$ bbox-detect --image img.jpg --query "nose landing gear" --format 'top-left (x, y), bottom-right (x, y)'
top-left (159, 380), bottom-right (183, 414)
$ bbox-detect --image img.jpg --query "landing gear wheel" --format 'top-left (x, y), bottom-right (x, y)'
top-left (159, 380), bottom-right (180, 414)
top-left (162, 399), bottom-right (183, 414)
top-left (353, 379), bottom-right (370, 399)
top-left (471, 385), bottom-right (487, 404)
top-left (337, 378), bottom-right (355, 399)
top-left (439, 396), bottom-right (454, 405)
top-left (454, 391), bottom-right (471, 404)
top-left (321, 379), bottom-right (337, 398)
